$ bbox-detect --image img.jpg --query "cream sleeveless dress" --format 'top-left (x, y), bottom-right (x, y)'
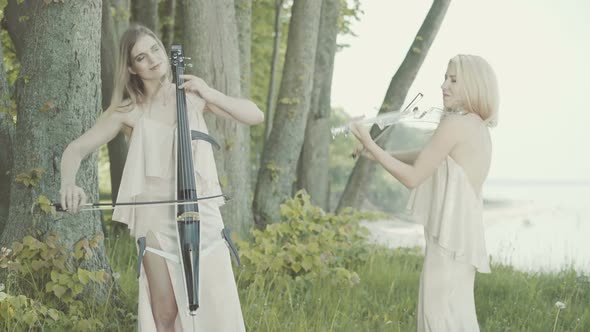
top-left (112, 96), bottom-right (245, 332)
top-left (406, 156), bottom-right (491, 332)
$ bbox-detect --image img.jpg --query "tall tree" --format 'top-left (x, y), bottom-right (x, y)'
top-left (160, 0), bottom-right (176, 52)
top-left (0, 36), bottom-right (14, 235)
top-left (0, 0), bottom-right (113, 297)
top-left (297, 0), bottom-right (340, 211)
top-left (263, 0), bottom-right (284, 140)
top-left (102, 0), bottom-right (128, 205)
top-left (235, 0), bottom-right (251, 98)
top-left (337, 0), bottom-right (451, 211)
top-left (130, 0), bottom-right (159, 34)
top-left (111, 0), bottom-right (130, 39)
top-left (253, 0), bottom-right (323, 227)
top-left (182, 0), bottom-right (253, 235)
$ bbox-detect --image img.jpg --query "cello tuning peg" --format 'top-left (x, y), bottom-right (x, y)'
top-left (184, 57), bottom-right (192, 60)
top-left (186, 63), bottom-right (194, 68)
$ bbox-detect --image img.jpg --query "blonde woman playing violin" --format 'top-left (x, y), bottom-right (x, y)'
top-left (352, 54), bottom-right (499, 332)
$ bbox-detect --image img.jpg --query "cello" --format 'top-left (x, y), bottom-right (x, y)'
top-left (171, 44), bottom-right (206, 314)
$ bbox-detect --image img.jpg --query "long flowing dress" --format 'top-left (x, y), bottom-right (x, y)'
top-left (112, 96), bottom-right (245, 331)
top-left (406, 156), bottom-right (491, 332)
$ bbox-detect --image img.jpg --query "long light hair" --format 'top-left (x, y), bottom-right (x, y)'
top-left (110, 24), bottom-right (171, 109)
top-left (449, 54), bottom-right (500, 127)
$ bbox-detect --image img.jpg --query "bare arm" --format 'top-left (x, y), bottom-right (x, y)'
top-left (352, 114), bottom-right (464, 189)
top-left (179, 74), bottom-right (264, 125)
top-left (359, 147), bottom-right (420, 164)
top-left (60, 108), bottom-right (125, 212)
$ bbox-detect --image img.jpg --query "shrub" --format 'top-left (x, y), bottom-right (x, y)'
top-left (237, 191), bottom-right (377, 290)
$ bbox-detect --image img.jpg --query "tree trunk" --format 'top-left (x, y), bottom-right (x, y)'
top-left (337, 0), bottom-right (451, 211)
top-left (182, 0), bottom-right (253, 236)
top-left (263, 0), bottom-right (284, 140)
top-left (102, 0), bottom-right (128, 205)
top-left (111, 0), bottom-right (131, 39)
top-left (234, 0), bottom-right (254, 235)
top-left (253, 0), bottom-right (323, 227)
top-left (0, 0), bottom-right (113, 298)
top-left (297, 0), bottom-right (340, 211)
top-left (0, 39), bottom-right (14, 235)
top-left (235, 0), bottom-right (251, 98)
top-left (160, 0), bottom-right (176, 52)
top-left (173, 0), bottom-right (185, 48)
top-left (131, 0), bottom-right (159, 34)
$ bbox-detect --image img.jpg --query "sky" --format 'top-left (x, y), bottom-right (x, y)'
top-left (331, 0), bottom-right (590, 181)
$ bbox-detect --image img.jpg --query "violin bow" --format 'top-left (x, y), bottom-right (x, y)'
top-left (50, 194), bottom-right (229, 212)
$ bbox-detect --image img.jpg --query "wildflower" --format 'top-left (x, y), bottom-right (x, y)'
top-left (0, 247), bottom-right (11, 259)
top-left (112, 272), bottom-right (121, 280)
top-left (553, 301), bottom-right (567, 332)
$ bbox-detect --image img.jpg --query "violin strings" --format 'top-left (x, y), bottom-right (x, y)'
top-left (175, 55), bottom-right (198, 216)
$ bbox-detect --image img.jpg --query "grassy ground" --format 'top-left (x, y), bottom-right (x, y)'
top-left (103, 225), bottom-right (589, 332)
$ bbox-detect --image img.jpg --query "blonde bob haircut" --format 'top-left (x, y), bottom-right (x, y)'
top-left (449, 54), bottom-right (499, 127)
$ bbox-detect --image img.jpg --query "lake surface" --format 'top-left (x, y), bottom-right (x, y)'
top-left (363, 180), bottom-right (590, 275)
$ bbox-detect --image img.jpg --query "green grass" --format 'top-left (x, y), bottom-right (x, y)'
top-left (102, 233), bottom-right (590, 332)
top-left (234, 246), bottom-right (590, 332)
top-left (3, 220), bottom-right (587, 331)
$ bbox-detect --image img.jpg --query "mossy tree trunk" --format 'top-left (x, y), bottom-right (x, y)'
top-left (130, 0), bottom-right (159, 34)
top-left (0, 0), bottom-right (113, 299)
top-left (0, 35), bottom-right (14, 235)
top-left (297, 0), bottom-right (340, 211)
top-left (160, 0), bottom-right (176, 52)
top-left (182, 0), bottom-right (253, 236)
top-left (111, 0), bottom-right (130, 39)
top-left (253, 0), bottom-right (323, 227)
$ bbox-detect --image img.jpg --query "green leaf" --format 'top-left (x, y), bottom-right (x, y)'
top-left (47, 308), bottom-right (60, 321)
top-left (77, 268), bottom-right (90, 285)
top-left (52, 284), bottom-right (67, 298)
top-left (301, 256), bottom-right (312, 271)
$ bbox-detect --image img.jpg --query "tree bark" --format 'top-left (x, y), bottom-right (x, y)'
top-left (111, 0), bottom-right (130, 39)
top-left (337, 0), bottom-right (451, 211)
top-left (235, 0), bottom-right (251, 98)
top-left (160, 0), bottom-right (176, 52)
top-left (263, 0), bottom-right (284, 140)
top-left (102, 0), bottom-right (128, 205)
top-left (253, 0), bottom-right (323, 227)
top-left (182, 0), bottom-right (253, 235)
top-left (297, 0), bottom-right (340, 211)
top-left (173, 0), bottom-right (185, 48)
top-left (130, 0), bottom-right (159, 34)
top-left (0, 0), bottom-right (113, 298)
top-left (0, 37), bottom-right (14, 235)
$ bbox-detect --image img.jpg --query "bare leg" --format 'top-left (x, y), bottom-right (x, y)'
top-left (143, 231), bottom-right (178, 331)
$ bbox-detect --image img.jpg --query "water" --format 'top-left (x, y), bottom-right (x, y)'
top-left (363, 180), bottom-right (590, 275)
top-left (482, 181), bottom-right (590, 275)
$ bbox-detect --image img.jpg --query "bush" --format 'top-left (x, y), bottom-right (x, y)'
top-left (237, 191), bottom-right (378, 290)
top-left (0, 234), bottom-right (123, 331)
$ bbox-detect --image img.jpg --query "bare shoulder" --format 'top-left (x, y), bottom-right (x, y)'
top-left (106, 100), bottom-right (142, 127)
top-left (438, 112), bottom-right (483, 135)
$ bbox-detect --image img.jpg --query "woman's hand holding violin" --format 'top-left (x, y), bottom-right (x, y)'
top-left (350, 121), bottom-right (377, 160)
